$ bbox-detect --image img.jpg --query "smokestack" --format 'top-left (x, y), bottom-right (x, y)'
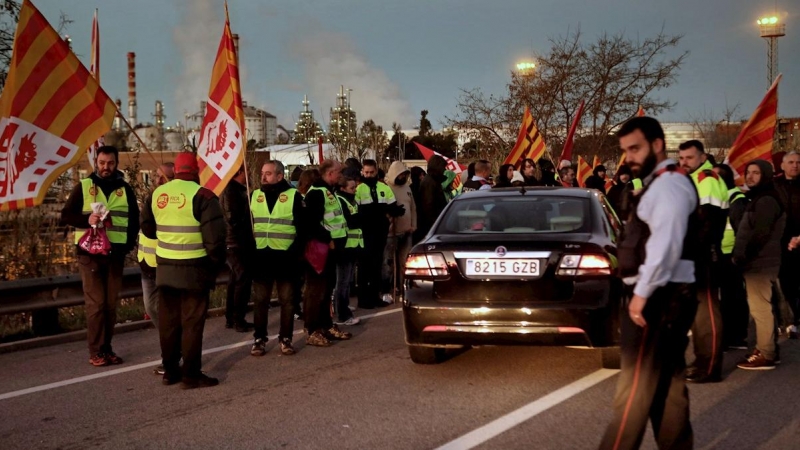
top-left (114, 98), bottom-right (122, 130)
top-left (154, 100), bottom-right (164, 130)
top-left (127, 52), bottom-right (137, 127)
top-left (232, 33), bottom-right (240, 62)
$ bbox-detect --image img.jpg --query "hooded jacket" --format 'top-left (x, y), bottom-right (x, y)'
top-left (417, 155), bottom-right (447, 239)
top-left (585, 165), bottom-right (607, 194)
top-left (387, 161), bottom-right (417, 235)
top-left (733, 159), bottom-right (786, 273)
top-left (774, 174), bottom-right (800, 242)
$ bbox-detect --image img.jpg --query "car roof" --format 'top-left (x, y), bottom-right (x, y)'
top-left (455, 187), bottom-right (602, 200)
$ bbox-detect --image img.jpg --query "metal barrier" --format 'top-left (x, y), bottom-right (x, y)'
top-left (0, 267), bottom-right (230, 317)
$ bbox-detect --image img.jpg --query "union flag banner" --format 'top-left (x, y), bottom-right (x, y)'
top-left (197, 2), bottom-right (245, 196)
top-left (0, 0), bottom-right (116, 210)
top-left (559, 100), bottom-right (584, 163)
top-left (577, 156), bottom-right (592, 187)
top-left (87, 8), bottom-right (102, 169)
top-left (415, 142), bottom-right (466, 189)
top-left (726, 75), bottom-right (781, 176)
top-left (503, 106), bottom-right (547, 167)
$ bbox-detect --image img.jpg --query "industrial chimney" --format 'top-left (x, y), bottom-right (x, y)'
top-left (155, 100), bottom-right (164, 131)
top-left (114, 98), bottom-right (122, 130)
top-left (127, 52), bottom-right (137, 127)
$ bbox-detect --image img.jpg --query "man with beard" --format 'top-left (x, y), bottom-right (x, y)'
top-left (733, 160), bottom-right (785, 370)
top-left (600, 117), bottom-right (698, 450)
top-left (356, 159), bottom-right (405, 308)
top-left (678, 140), bottom-right (729, 383)
top-left (61, 146), bottom-right (139, 367)
top-left (249, 160), bottom-right (305, 356)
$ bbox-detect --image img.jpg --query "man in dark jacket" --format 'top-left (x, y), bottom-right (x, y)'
top-left (140, 153), bottom-right (226, 388)
top-left (249, 160), bottom-right (304, 356)
top-left (606, 164), bottom-right (632, 215)
top-left (538, 159), bottom-right (559, 186)
top-left (220, 165), bottom-right (255, 332)
top-left (774, 151), bottom-right (800, 338)
top-left (733, 160), bottom-right (785, 369)
top-left (417, 155), bottom-right (448, 239)
top-left (61, 146), bottom-right (139, 367)
top-left (585, 165), bottom-right (607, 194)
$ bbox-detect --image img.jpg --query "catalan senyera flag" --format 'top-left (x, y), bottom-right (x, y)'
top-left (197, 2), bottom-right (245, 196)
top-left (636, 106), bottom-right (646, 117)
top-left (415, 142), bottom-right (466, 189)
top-left (726, 74), bottom-right (781, 177)
top-left (559, 100), bottom-right (584, 163)
top-left (503, 106), bottom-right (547, 167)
top-left (0, 0), bottom-right (116, 210)
top-left (592, 155), bottom-right (600, 169)
top-left (577, 156), bottom-right (592, 188)
top-left (87, 8), bottom-right (102, 169)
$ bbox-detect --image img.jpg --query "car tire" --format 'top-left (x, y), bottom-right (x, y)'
top-left (601, 347), bottom-right (621, 369)
top-left (408, 345), bottom-right (445, 364)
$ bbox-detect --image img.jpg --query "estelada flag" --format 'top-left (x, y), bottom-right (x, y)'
top-left (0, 0), bottom-right (115, 210)
top-left (503, 106), bottom-right (547, 167)
top-left (415, 142), bottom-right (466, 189)
top-left (577, 156), bottom-right (592, 188)
top-left (196, 2), bottom-right (245, 196)
top-left (726, 74), bottom-right (781, 177)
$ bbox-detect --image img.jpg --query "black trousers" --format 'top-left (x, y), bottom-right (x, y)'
top-left (252, 271), bottom-right (295, 341)
top-left (358, 230), bottom-right (387, 308)
top-left (690, 263), bottom-right (723, 377)
top-left (159, 287), bottom-right (209, 378)
top-left (600, 283), bottom-right (697, 450)
top-left (719, 254), bottom-right (749, 346)
top-left (303, 254), bottom-right (336, 334)
top-left (778, 249), bottom-right (800, 327)
top-left (225, 249), bottom-right (252, 325)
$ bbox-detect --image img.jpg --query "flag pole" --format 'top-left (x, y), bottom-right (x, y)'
top-left (117, 109), bottom-right (160, 167)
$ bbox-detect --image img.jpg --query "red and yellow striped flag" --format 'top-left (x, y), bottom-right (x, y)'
top-left (726, 75), bottom-right (781, 176)
top-left (577, 156), bottom-right (592, 187)
top-left (0, 0), bottom-right (115, 210)
top-left (592, 155), bottom-right (600, 169)
top-left (197, 2), bottom-right (245, 196)
top-left (503, 106), bottom-right (547, 167)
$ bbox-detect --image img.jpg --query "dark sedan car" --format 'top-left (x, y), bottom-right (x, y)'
top-left (402, 187), bottom-right (624, 367)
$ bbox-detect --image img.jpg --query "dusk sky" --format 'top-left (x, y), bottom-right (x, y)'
top-left (33, 0), bottom-right (799, 134)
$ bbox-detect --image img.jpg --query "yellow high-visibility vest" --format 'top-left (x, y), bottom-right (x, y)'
top-left (151, 179), bottom-right (206, 260)
top-left (74, 178), bottom-right (130, 245)
top-left (337, 194), bottom-right (363, 249)
top-left (308, 185), bottom-right (346, 239)
top-left (251, 188), bottom-right (297, 250)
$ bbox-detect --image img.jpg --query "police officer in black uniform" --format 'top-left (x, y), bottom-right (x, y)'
top-left (600, 117), bottom-right (698, 450)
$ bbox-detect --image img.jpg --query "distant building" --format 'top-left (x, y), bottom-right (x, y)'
top-left (778, 117), bottom-right (800, 151)
top-left (292, 95), bottom-right (325, 144)
top-left (329, 85), bottom-right (357, 147)
top-left (243, 102), bottom-right (277, 146)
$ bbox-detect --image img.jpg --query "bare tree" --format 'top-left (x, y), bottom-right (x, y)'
top-left (688, 102), bottom-right (744, 160)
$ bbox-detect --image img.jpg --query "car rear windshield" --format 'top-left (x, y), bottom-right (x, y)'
top-left (436, 196), bottom-right (591, 234)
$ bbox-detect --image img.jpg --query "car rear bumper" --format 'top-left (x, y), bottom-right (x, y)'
top-left (403, 280), bottom-right (620, 348)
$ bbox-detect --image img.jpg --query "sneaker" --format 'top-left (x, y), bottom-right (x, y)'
top-left (737, 351), bottom-right (776, 370)
top-left (153, 364), bottom-right (166, 375)
top-left (89, 353), bottom-right (109, 367)
top-left (382, 293), bottom-right (394, 304)
top-left (251, 338), bottom-right (268, 356)
top-left (105, 351), bottom-right (124, 365)
top-left (162, 371), bottom-right (182, 386)
top-left (235, 321), bottom-right (255, 333)
top-left (280, 338), bottom-right (296, 356)
top-left (181, 373), bottom-right (219, 389)
top-left (327, 325), bottom-right (353, 340)
top-left (306, 331), bottom-right (332, 347)
top-left (334, 316), bottom-right (361, 326)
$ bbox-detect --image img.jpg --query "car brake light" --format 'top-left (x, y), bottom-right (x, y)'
top-left (405, 253), bottom-right (449, 278)
top-left (557, 254), bottom-right (611, 276)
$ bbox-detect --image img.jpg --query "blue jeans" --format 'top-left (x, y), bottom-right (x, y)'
top-left (334, 257), bottom-right (356, 322)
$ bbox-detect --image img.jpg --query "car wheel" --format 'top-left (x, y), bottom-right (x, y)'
top-left (601, 347), bottom-right (621, 369)
top-left (408, 345), bottom-right (445, 364)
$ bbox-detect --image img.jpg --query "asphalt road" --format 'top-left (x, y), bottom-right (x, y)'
top-left (1, 304), bottom-right (799, 450)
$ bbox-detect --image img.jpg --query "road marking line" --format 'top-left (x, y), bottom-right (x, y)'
top-left (0, 307), bottom-right (402, 402)
top-left (436, 368), bottom-right (619, 450)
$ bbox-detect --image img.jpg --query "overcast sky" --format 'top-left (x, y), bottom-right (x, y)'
top-left (33, 0), bottom-right (799, 133)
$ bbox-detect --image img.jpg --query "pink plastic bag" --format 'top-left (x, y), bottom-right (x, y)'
top-left (305, 240), bottom-right (329, 275)
top-left (78, 221), bottom-right (112, 256)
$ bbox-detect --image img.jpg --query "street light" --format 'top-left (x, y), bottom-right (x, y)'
top-left (515, 61), bottom-right (536, 76)
top-left (757, 15), bottom-right (786, 89)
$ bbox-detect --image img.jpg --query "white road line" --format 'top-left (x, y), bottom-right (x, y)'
top-left (0, 307), bottom-right (402, 402)
top-left (436, 368), bottom-right (619, 450)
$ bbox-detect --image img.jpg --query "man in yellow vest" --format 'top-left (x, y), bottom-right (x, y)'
top-left (140, 153), bottom-right (226, 389)
top-left (249, 160), bottom-right (304, 356)
top-left (334, 175), bottom-right (363, 326)
top-left (678, 140), bottom-right (729, 383)
top-left (61, 145), bottom-right (139, 367)
top-left (302, 159), bottom-right (353, 346)
top-left (138, 162), bottom-right (174, 375)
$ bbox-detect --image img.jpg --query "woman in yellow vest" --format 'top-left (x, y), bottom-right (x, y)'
top-left (333, 176), bottom-right (363, 326)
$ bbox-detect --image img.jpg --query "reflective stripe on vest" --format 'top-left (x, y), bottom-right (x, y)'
top-left (631, 178), bottom-right (643, 190)
top-left (337, 194), bottom-right (363, 249)
top-left (691, 161), bottom-right (730, 209)
top-left (74, 178), bottom-right (130, 245)
top-left (356, 181), bottom-right (396, 206)
top-left (137, 231), bottom-right (158, 267)
top-left (721, 189), bottom-right (746, 255)
top-left (151, 179), bottom-right (206, 260)
top-left (309, 185), bottom-right (346, 239)
top-left (250, 188), bottom-right (297, 250)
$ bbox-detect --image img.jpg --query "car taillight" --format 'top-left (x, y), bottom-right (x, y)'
top-left (557, 254), bottom-right (611, 276)
top-left (405, 253), bottom-right (449, 278)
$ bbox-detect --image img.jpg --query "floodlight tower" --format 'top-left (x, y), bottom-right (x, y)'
top-left (757, 15), bottom-right (785, 89)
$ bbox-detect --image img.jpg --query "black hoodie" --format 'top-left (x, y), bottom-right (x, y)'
top-left (417, 155), bottom-right (448, 238)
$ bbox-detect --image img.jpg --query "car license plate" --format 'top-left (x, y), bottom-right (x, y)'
top-left (465, 259), bottom-right (540, 277)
